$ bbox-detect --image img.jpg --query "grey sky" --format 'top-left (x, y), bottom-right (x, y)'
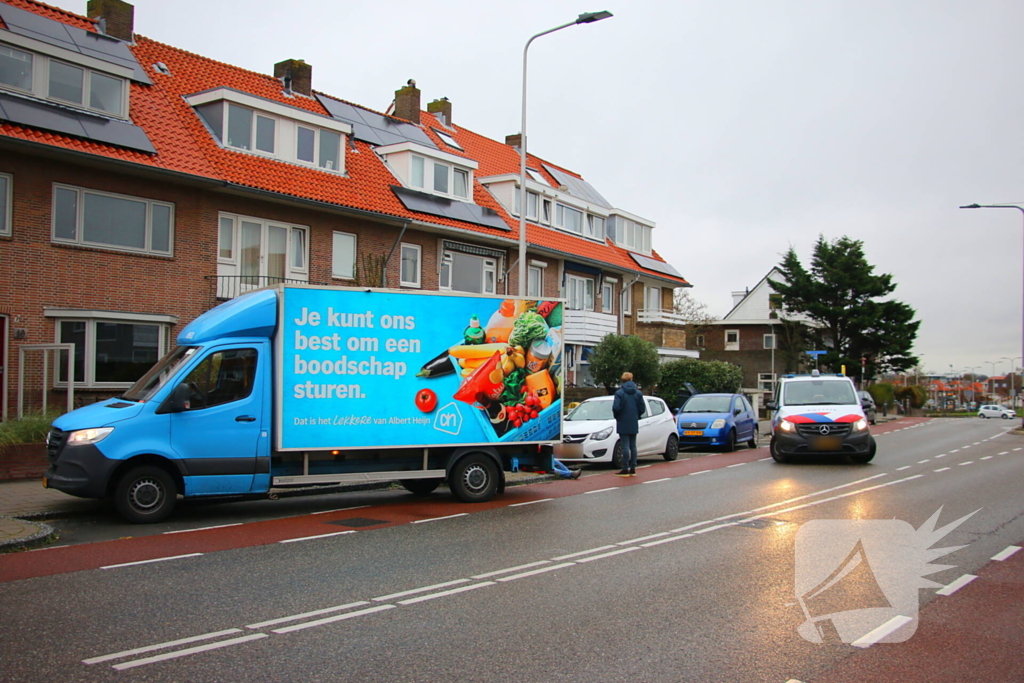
top-left (66, 0), bottom-right (1024, 378)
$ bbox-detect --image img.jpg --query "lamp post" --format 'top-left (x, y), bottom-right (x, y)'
top-left (960, 203), bottom-right (1024, 427)
top-left (1002, 356), bottom-right (1022, 411)
top-left (965, 365), bottom-right (981, 410)
top-left (986, 360), bottom-right (999, 402)
top-left (518, 11), bottom-right (612, 296)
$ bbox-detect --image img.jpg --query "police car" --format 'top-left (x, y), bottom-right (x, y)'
top-left (767, 370), bottom-right (876, 464)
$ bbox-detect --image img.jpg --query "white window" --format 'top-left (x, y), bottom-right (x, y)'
top-left (526, 168), bottom-right (548, 185)
top-left (542, 199), bottom-right (552, 224)
top-left (433, 161), bottom-right (449, 194)
top-left (400, 243), bottom-right (421, 288)
top-left (48, 311), bottom-right (174, 388)
top-left (440, 250), bottom-right (497, 295)
top-left (645, 286), bottom-right (662, 312)
top-left (556, 204), bottom-right (584, 234)
top-left (0, 173), bottom-right (10, 237)
top-left (567, 275), bottom-right (595, 311)
top-left (435, 129), bottom-right (462, 150)
top-left (0, 44), bottom-right (128, 118)
top-left (52, 185), bottom-right (173, 255)
top-left (695, 334), bottom-right (705, 348)
top-left (623, 284), bottom-right (632, 314)
top-left (528, 265), bottom-right (543, 298)
top-left (514, 188), bottom-right (540, 219)
top-left (454, 169), bottom-right (469, 199)
top-left (601, 281), bottom-right (613, 314)
top-left (411, 155), bottom-right (425, 188)
top-left (217, 213), bottom-right (308, 286)
top-left (226, 103), bottom-right (275, 153)
top-left (725, 329), bottom-right (739, 351)
top-left (759, 373), bottom-right (776, 391)
top-left (764, 333), bottom-right (776, 349)
top-left (587, 214), bottom-right (604, 239)
top-left (617, 218), bottom-right (653, 254)
top-left (332, 231), bottom-right (357, 280)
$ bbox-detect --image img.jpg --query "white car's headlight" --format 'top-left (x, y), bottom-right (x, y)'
top-left (852, 418), bottom-right (868, 432)
top-left (67, 427), bottom-right (114, 445)
top-left (590, 426), bottom-right (614, 441)
top-left (778, 419), bottom-right (796, 433)
top-left (710, 419), bottom-right (726, 430)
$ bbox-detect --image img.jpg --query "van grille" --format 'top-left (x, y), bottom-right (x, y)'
top-left (46, 428), bottom-right (65, 462)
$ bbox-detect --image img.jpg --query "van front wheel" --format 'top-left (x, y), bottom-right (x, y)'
top-left (114, 465), bottom-right (177, 524)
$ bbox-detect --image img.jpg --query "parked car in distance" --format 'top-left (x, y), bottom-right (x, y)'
top-left (556, 395), bottom-right (678, 469)
top-left (978, 404), bottom-right (1017, 419)
top-left (676, 393), bottom-right (758, 452)
top-left (858, 391), bottom-right (877, 425)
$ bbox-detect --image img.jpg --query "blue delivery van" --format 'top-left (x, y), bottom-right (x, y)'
top-left (44, 285), bottom-right (564, 522)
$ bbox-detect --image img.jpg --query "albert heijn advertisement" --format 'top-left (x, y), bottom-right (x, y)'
top-left (277, 286), bottom-right (564, 451)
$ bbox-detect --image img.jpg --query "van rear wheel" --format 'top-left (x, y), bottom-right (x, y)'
top-left (449, 454), bottom-right (499, 503)
top-left (114, 465), bottom-right (177, 524)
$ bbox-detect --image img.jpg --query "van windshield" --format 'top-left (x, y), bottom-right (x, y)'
top-left (783, 379), bottom-right (857, 406)
top-left (120, 346), bottom-right (199, 402)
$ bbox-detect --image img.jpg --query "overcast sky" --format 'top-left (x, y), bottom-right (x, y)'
top-left (64, 0), bottom-right (1024, 378)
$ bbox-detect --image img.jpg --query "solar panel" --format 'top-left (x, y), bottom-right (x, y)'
top-left (542, 163), bottom-right (612, 208)
top-left (391, 186), bottom-right (509, 231)
top-left (629, 252), bottom-right (684, 280)
top-left (0, 3), bottom-right (152, 84)
top-left (0, 92), bottom-right (156, 153)
top-left (317, 94), bottom-right (436, 148)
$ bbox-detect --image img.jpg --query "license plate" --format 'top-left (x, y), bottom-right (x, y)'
top-left (42, 476), bottom-right (48, 488)
top-left (810, 436), bottom-right (842, 451)
top-left (555, 443), bottom-right (583, 457)
top-left (683, 430), bottom-right (703, 436)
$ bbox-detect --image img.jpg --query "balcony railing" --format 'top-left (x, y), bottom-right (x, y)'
top-left (205, 275), bottom-right (328, 308)
top-left (563, 309), bottom-right (618, 345)
top-left (636, 308), bottom-right (688, 325)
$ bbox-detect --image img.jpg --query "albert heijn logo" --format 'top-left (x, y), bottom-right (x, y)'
top-left (433, 402), bottom-right (463, 436)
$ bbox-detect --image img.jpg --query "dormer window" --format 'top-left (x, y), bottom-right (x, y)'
top-left (613, 216), bottom-right (653, 254)
top-left (0, 42), bottom-right (128, 118)
top-left (435, 129), bottom-right (463, 150)
top-left (187, 89), bottom-right (351, 173)
top-left (526, 168), bottom-right (548, 185)
top-left (379, 142), bottom-right (477, 202)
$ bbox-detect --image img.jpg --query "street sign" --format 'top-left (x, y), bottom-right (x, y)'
top-left (806, 350), bottom-right (827, 357)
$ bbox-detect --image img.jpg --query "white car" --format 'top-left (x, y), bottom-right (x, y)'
top-left (978, 404), bottom-right (1016, 419)
top-left (556, 395), bottom-right (678, 468)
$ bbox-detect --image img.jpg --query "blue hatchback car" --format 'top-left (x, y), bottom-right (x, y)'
top-left (676, 393), bottom-right (759, 451)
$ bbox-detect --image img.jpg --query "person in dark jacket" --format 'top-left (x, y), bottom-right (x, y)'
top-left (612, 372), bottom-right (646, 476)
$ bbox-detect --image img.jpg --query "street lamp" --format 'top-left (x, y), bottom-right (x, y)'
top-left (965, 365), bottom-right (981, 410)
top-left (960, 203), bottom-right (1024, 427)
top-left (986, 360), bottom-right (999, 401)
top-left (1001, 355), bottom-right (1022, 411)
top-left (518, 11), bottom-right (613, 296)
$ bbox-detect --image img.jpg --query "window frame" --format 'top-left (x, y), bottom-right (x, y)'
top-left (725, 329), bottom-right (740, 351)
top-left (0, 43), bottom-right (33, 94)
top-left (49, 313), bottom-right (172, 389)
top-left (527, 265), bottom-right (543, 298)
top-left (601, 281), bottom-right (614, 314)
top-left (645, 286), bottom-right (662, 313)
top-left (439, 248), bottom-right (498, 295)
top-left (622, 284), bottom-right (632, 315)
top-left (51, 184), bottom-right (174, 256)
top-left (332, 230), bottom-right (357, 280)
top-left (764, 333), bottom-right (776, 349)
top-left (400, 242), bottom-right (422, 288)
top-left (0, 172), bottom-right (10, 237)
top-left (758, 373), bottom-right (776, 392)
top-left (566, 274), bottom-right (595, 311)
top-left (695, 334), bottom-right (705, 348)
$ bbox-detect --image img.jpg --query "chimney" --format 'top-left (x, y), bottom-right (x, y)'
top-left (731, 290), bottom-right (747, 307)
top-left (505, 134), bottom-right (522, 150)
top-left (394, 80), bottom-right (420, 124)
top-left (274, 59), bottom-right (312, 97)
top-left (427, 97), bottom-right (452, 127)
top-left (87, 0), bottom-right (134, 42)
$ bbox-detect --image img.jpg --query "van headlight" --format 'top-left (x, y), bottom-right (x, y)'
top-left (590, 426), bottom-right (614, 441)
top-left (710, 419), bottom-right (726, 429)
top-left (852, 418), bottom-right (868, 432)
top-left (67, 427), bottom-right (114, 445)
top-left (778, 419), bottom-right (797, 433)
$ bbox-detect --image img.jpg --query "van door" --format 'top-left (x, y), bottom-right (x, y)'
top-left (169, 345), bottom-right (264, 495)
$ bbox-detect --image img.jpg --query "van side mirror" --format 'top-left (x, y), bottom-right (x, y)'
top-left (157, 383), bottom-right (193, 414)
top-left (766, 400), bottom-right (777, 410)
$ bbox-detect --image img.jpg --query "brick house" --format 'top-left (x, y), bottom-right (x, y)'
top-left (0, 0), bottom-right (690, 419)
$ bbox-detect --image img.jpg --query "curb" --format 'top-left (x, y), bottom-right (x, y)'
top-left (0, 516), bottom-right (56, 553)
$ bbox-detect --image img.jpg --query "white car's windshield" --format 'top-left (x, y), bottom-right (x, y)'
top-left (567, 400), bottom-right (614, 421)
top-left (783, 379), bottom-right (857, 406)
top-left (680, 396), bottom-right (732, 413)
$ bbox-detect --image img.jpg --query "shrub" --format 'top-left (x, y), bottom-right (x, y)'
top-left (0, 412), bottom-right (59, 447)
top-left (588, 334), bottom-right (662, 392)
top-left (657, 358), bottom-right (743, 402)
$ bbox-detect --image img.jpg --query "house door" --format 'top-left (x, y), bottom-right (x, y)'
top-left (0, 315), bottom-right (6, 422)
top-left (239, 220), bottom-right (289, 290)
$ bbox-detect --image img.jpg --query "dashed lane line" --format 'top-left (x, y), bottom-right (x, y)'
top-left (246, 602), bottom-right (370, 629)
top-left (372, 579), bottom-right (469, 602)
top-left (992, 546), bottom-right (1021, 561)
top-left (112, 634), bottom-right (269, 671)
top-left (398, 582), bottom-right (496, 605)
top-left (271, 604), bottom-right (396, 635)
top-left (100, 553), bottom-right (203, 570)
top-left (510, 498), bottom-right (553, 507)
top-left (934, 467), bottom-right (951, 472)
top-left (471, 561), bottom-right (550, 580)
top-left (851, 615), bottom-right (914, 648)
top-left (936, 574), bottom-right (977, 596)
top-left (83, 629), bottom-right (245, 665)
top-left (278, 530), bottom-right (355, 544)
top-left (412, 513), bottom-right (468, 524)
top-left (496, 562), bottom-right (576, 581)
top-left (163, 523), bottom-right (242, 535)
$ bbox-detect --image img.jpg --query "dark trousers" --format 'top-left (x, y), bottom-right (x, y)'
top-left (620, 433), bottom-right (638, 469)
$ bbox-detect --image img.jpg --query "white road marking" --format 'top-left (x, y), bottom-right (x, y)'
top-left (412, 513), bottom-right (469, 524)
top-left (278, 530), bottom-right (356, 543)
top-left (980, 456), bottom-right (993, 460)
top-left (642, 478), bottom-right (671, 485)
top-left (950, 449), bottom-right (960, 453)
top-left (851, 615), bottom-right (914, 648)
top-left (959, 461), bottom-right (974, 466)
top-left (936, 574), bottom-right (977, 596)
top-left (998, 451), bottom-right (1009, 455)
top-left (973, 442), bottom-right (982, 446)
top-left (935, 467), bottom-right (951, 472)
top-left (896, 466), bottom-right (911, 471)
top-left (727, 463), bottom-right (746, 468)
top-left (575, 547), bottom-right (641, 563)
top-left (510, 498), bottom-right (553, 507)
top-left (616, 532), bottom-right (670, 545)
top-left (1013, 447), bottom-right (1022, 451)
top-left (398, 582), bottom-right (495, 605)
top-left (992, 546), bottom-right (1021, 561)
top-left (551, 545), bottom-right (618, 561)
top-left (472, 561), bottom-right (551, 579)
top-left (100, 553), bottom-right (203, 570)
top-left (163, 523), bottom-right (242, 534)
top-left (689, 470), bottom-right (711, 475)
top-left (637, 464), bottom-right (653, 469)
top-left (735, 476), bottom-right (924, 525)
top-left (28, 544), bottom-right (68, 551)
top-left (312, 505), bottom-right (370, 515)
top-left (112, 634), bottom-right (268, 670)
top-left (372, 579), bottom-right (469, 602)
top-left (271, 604), bottom-right (395, 634)
top-left (584, 487), bottom-right (618, 495)
top-left (693, 523), bottom-right (737, 535)
top-left (935, 454), bottom-right (947, 458)
top-left (641, 533), bottom-right (694, 547)
top-left (84, 628), bottom-right (244, 664)
top-left (246, 602), bottom-right (370, 629)
top-left (497, 562), bottom-right (576, 581)
top-left (917, 460), bottom-right (930, 464)
top-left (759, 457), bottom-right (772, 461)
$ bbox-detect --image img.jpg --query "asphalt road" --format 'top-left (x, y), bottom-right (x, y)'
top-left (1, 417), bottom-right (1022, 682)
